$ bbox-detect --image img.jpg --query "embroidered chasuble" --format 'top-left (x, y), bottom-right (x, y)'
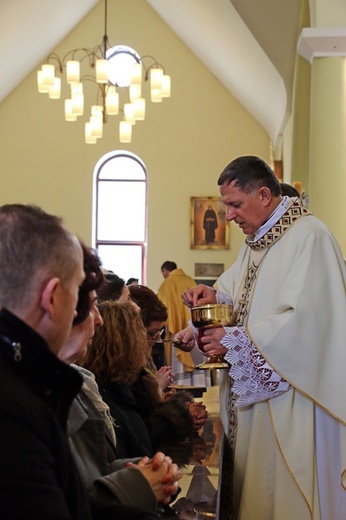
top-left (215, 200), bottom-right (346, 520)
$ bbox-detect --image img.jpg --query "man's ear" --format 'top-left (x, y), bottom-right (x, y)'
top-left (40, 277), bottom-right (60, 319)
top-left (259, 187), bottom-right (272, 206)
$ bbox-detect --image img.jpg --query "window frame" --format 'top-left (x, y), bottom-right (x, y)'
top-left (92, 150), bottom-right (147, 284)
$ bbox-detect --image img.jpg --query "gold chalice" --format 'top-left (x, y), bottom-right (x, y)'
top-left (191, 303), bottom-right (235, 370)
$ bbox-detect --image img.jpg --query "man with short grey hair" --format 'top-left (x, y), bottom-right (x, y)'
top-left (0, 204), bottom-right (88, 518)
top-left (0, 204), bottom-right (160, 519)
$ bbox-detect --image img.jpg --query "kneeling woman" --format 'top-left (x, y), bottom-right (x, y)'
top-left (81, 301), bottom-right (202, 459)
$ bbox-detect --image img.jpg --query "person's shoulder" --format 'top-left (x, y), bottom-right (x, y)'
top-left (158, 279), bottom-right (168, 293)
top-left (290, 213), bottom-right (333, 238)
top-left (282, 214), bottom-right (344, 259)
top-left (185, 279), bottom-right (197, 290)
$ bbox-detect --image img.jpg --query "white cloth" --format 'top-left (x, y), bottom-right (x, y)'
top-left (215, 277), bottom-right (290, 408)
top-left (216, 208), bottom-right (346, 520)
top-left (221, 326), bottom-right (290, 407)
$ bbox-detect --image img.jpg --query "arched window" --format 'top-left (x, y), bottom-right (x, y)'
top-left (92, 150), bottom-right (147, 284)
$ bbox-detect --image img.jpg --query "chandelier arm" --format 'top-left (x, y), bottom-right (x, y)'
top-left (140, 55), bottom-right (166, 80)
top-left (79, 74), bottom-right (100, 84)
top-left (80, 75), bottom-right (107, 116)
top-left (45, 53), bottom-right (64, 73)
top-left (45, 48), bottom-right (104, 74)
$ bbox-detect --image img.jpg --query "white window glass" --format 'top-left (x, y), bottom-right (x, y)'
top-left (97, 181), bottom-right (146, 241)
top-left (105, 46), bottom-right (141, 87)
top-left (98, 245), bottom-right (143, 283)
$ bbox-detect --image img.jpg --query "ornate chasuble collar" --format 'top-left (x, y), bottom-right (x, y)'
top-left (234, 202), bottom-right (310, 326)
top-left (245, 200), bottom-right (311, 251)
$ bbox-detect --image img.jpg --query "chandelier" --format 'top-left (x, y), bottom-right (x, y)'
top-left (36, 0), bottom-right (171, 144)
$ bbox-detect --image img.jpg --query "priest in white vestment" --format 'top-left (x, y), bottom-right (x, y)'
top-left (178, 156), bottom-right (346, 520)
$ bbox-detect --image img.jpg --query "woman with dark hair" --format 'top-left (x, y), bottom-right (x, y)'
top-left (81, 300), bottom-right (206, 459)
top-left (59, 245), bottom-right (181, 516)
top-left (129, 284), bottom-right (208, 430)
top-left (97, 272), bottom-right (139, 309)
top-left (129, 284), bottom-right (170, 373)
top-left (97, 277), bottom-right (172, 389)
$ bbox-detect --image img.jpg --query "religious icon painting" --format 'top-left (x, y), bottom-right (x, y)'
top-left (190, 196), bottom-right (230, 250)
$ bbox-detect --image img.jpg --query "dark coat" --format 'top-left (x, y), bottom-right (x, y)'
top-left (0, 308), bottom-right (91, 519)
top-left (0, 309), bottom-right (159, 520)
top-left (100, 370), bottom-right (195, 459)
top-left (67, 386), bottom-right (158, 514)
top-left (100, 381), bottom-right (154, 458)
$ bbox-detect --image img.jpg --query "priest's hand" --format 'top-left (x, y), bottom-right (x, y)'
top-left (200, 327), bottom-right (227, 357)
top-left (181, 284), bottom-right (216, 308)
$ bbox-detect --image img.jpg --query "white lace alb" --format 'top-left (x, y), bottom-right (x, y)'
top-left (215, 291), bottom-right (233, 306)
top-left (221, 327), bottom-right (290, 407)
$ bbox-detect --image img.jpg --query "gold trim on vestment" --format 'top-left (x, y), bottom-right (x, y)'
top-left (267, 400), bottom-right (313, 519)
top-left (246, 327), bottom-right (346, 427)
top-left (245, 200), bottom-right (311, 251)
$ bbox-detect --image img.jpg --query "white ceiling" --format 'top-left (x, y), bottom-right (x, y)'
top-left (0, 0), bottom-right (303, 152)
top-left (0, 0), bottom-right (98, 102)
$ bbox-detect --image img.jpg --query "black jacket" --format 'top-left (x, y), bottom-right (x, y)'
top-left (0, 308), bottom-right (91, 519)
top-left (100, 381), bottom-right (154, 459)
top-left (0, 309), bottom-right (158, 520)
top-left (100, 370), bottom-right (195, 459)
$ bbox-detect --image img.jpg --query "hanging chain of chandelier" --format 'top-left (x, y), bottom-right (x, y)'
top-left (36, 1), bottom-right (171, 144)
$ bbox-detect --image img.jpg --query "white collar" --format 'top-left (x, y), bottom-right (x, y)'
top-left (248, 196), bottom-right (297, 243)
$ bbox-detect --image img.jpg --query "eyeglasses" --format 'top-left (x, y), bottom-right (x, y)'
top-left (147, 328), bottom-right (165, 340)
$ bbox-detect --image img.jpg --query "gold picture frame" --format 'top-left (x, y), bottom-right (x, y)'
top-left (190, 196), bottom-right (230, 250)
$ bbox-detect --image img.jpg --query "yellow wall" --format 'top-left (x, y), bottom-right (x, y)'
top-left (290, 0), bottom-right (311, 195)
top-left (0, 0), bottom-right (270, 291)
top-left (309, 57), bottom-right (346, 253)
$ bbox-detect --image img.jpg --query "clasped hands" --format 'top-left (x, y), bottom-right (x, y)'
top-left (187, 400), bottom-right (208, 430)
top-left (126, 452), bottom-right (182, 505)
top-left (156, 365), bottom-right (175, 389)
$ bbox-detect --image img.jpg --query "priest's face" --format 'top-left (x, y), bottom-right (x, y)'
top-left (220, 180), bottom-right (271, 235)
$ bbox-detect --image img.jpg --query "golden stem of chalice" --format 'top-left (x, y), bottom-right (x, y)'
top-left (191, 303), bottom-right (235, 370)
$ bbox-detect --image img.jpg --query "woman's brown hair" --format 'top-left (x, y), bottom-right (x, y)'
top-left (80, 301), bottom-right (150, 385)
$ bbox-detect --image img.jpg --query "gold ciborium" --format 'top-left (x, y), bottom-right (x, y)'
top-left (191, 303), bottom-right (235, 370)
